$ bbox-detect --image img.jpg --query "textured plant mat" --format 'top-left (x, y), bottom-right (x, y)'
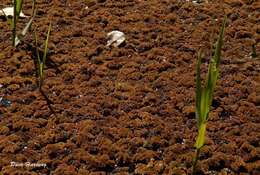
top-left (0, 0), bottom-right (259, 174)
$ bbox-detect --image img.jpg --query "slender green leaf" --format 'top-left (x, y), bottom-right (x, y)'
top-left (42, 22), bottom-right (52, 69)
top-left (33, 22), bottom-right (52, 88)
top-left (12, 0), bottom-right (23, 46)
top-left (195, 50), bottom-right (203, 125)
top-left (213, 16), bottom-right (227, 68)
top-left (15, 0), bottom-right (23, 19)
top-left (209, 18), bottom-right (217, 56)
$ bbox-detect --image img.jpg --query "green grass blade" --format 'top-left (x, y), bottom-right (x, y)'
top-left (42, 22), bottom-right (52, 68)
top-left (209, 18), bottom-right (217, 56)
top-left (33, 29), bottom-right (43, 87)
top-left (202, 89), bottom-right (208, 120)
top-left (12, 0), bottom-right (23, 46)
top-left (204, 15), bottom-right (226, 120)
top-left (196, 50), bottom-right (203, 126)
top-left (15, 0), bottom-right (23, 18)
top-left (213, 16), bottom-right (227, 68)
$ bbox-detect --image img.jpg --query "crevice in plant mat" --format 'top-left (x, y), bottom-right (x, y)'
top-left (39, 88), bottom-right (56, 117)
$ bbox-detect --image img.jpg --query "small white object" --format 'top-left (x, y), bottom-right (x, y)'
top-left (85, 6), bottom-right (89, 10)
top-left (0, 7), bottom-right (28, 18)
top-left (106, 30), bottom-right (126, 47)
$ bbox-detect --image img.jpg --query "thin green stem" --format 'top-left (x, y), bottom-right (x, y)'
top-left (195, 123), bottom-right (207, 149)
top-left (42, 22), bottom-right (52, 72)
top-left (33, 22), bottom-right (52, 88)
top-left (12, 0), bottom-right (17, 46)
top-left (39, 63), bottom-right (44, 88)
top-left (192, 148), bottom-right (201, 175)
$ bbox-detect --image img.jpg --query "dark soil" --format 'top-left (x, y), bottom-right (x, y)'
top-left (0, 0), bottom-right (259, 174)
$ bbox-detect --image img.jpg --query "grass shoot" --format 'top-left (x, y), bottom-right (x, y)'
top-left (34, 22), bottom-right (52, 88)
top-left (12, 0), bottom-right (23, 46)
top-left (192, 16), bottom-right (227, 175)
top-left (1, 0), bottom-right (36, 47)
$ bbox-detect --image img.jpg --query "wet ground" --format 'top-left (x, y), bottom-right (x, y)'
top-left (0, 0), bottom-right (259, 174)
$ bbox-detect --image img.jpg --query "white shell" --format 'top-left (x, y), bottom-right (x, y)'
top-left (106, 30), bottom-right (126, 47)
top-left (0, 7), bottom-right (28, 18)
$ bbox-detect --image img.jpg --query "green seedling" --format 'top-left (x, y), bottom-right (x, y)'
top-left (1, 0), bottom-right (36, 47)
top-left (12, 0), bottom-right (22, 46)
top-left (192, 16), bottom-right (227, 175)
top-left (34, 22), bottom-right (52, 88)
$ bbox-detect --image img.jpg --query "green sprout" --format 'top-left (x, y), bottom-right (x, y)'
top-left (1, 0), bottom-right (36, 47)
top-left (192, 16), bottom-right (227, 175)
top-left (11, 0), bottom-right (24, 46)
top-left (34, 22), bottom-right (52, 88)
